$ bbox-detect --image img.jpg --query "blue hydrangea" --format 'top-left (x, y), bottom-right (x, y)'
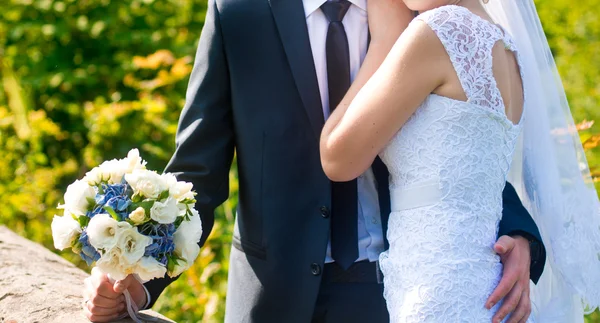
top-left (92, 182), bottom-right (132, 221)
top-left (140, 222), bottom-right (176, 266)
top-left (78, 231), bottom-right (101, 266)
top-left (87, 203), bottom-right (105, 218)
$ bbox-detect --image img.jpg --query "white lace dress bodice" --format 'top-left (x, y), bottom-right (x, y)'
top-left (378, 6), bottom-right (533, 322)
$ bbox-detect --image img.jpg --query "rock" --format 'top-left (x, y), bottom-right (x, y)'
top-left (0, 226), bottom-right (173, 323)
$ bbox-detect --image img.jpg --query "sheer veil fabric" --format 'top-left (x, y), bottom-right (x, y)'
top-left (483, 0), bottom-right (600, 321)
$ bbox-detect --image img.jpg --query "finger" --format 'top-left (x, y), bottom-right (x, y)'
top-left (91, 267), bottom-right (106, 279)
top-left (97, 280), bottom-right (122, 299)
top-left (517, 311), bottom-right (532, 323)
top-left (91, 268), bottom-right (110, 287)
top-left (493, 284), bottom-right (523, 323)
top-left (85, 279), bottom-right (122, 306)
top-left (114, 275), bottom-right (135, 293)
top-left (90, 270), bottom-right (121, 299)
top-left (486, 269), bottom-right (518, 309)
top-left (494, 235), bottom-right (516, 255)
top-left (90, 293), bottom-right (126, 309)
top-left (519, 290), bottom-right (532, 323)
top-left (87, 300), bottom-right (125, 316)
top-left (83, 304), bottom-right (122, 323)
top-left (505, 290), bottom-right (530, 323)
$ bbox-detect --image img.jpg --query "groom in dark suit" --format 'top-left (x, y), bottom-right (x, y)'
top-left (83, 0), bottom-right (546, 322)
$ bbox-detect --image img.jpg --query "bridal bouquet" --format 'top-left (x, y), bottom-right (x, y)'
top-left (51, 149), bottom-right (202, 282)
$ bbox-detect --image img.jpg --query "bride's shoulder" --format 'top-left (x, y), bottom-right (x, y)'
top-left (392, 13), bottom-right (451, 64)
top-left (413, 5), bottom-right (497, 46)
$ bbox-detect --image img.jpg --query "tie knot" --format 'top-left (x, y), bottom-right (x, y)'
top-left (321, 0), bottom-right (351, 23)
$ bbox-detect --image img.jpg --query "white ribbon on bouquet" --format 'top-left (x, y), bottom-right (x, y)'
top-left (104, 271), bottom-right (158, 323)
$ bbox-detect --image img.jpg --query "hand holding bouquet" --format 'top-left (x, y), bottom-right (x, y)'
top-left (51, 149), bottom-right (202, 321)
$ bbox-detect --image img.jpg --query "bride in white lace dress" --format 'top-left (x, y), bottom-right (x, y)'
top-left (375, 4), bottom-right (529, 321)
top-left (321, 0), bottom-right (600, 322)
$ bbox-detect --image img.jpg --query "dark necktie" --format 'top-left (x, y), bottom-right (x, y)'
top-left (322, 0), bottom-right (358, 270)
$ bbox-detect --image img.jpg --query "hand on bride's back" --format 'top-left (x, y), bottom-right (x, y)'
top-left (368, 0), bottom-right (414, 45)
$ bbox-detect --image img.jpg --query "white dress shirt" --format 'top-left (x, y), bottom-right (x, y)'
top-left (303, 0), bottom-right (385, 263)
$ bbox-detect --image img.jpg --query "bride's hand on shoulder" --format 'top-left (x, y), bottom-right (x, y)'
top-left (368, 0), bottom-right (414, 46)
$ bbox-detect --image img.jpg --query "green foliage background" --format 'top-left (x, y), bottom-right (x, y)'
top-left (0, 0), bottom-right (598, 322)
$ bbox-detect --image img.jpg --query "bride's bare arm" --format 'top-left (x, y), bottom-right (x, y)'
top-left (320, 17), bottom-right (449, 181)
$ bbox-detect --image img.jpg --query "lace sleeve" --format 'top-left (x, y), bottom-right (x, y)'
top-left (415, 5), bottom-right (508, 114)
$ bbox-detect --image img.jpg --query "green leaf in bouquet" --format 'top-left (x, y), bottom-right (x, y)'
top-left (71, 236), bottom-right (83, 254)
top-left (167, 255), bottom-right (176, 274)
top-left (103, 206), bottom-right (120, 220)
top-left (140, 199), bottom-right (156, 208)
top-left (179, 197), bottom-right (197, 205)
top-left (70, 213), bottom-right (90, 228)
top-left (167, 253), bottom-right (183, 276)
top-left (134, 199), bottom-right (155, 216)
top-left (132, 192), bottom-right (143, 203)
top-left (77, 215), bottom-right (90, 228)
top-left (174, 215), bottom-right (185, 229)
top-left (158, 190), bottom-right (170, 201)
top-left (86, 197), bottom-right (97, 208)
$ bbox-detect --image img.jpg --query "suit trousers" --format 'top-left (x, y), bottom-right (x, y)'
top-left (311, 261), bottom-right (389, 323)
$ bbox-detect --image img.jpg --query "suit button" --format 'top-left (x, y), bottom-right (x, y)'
top-left (311, 263), bottom-right (321, 276)
top-left (320, 206), bottom-right (330, 218)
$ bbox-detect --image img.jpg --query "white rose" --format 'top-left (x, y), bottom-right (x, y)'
top-left (173, 208), bottom-right (202, 264)
top-left (51, 213), bottom-right (82, 250)
top-left (172, 182), bottom-right (194, 201)
top-left (125, 170), bottom-right (167, 199)
top-left (83, 150), bottom-right (146, 185)
top-left (135, 256), bottom-right (167, 281)
top-left (61, 180), bottom-right (96, 215)
top-left (95, 248), bottom-right (129, 281)
top-left (161, 173), bottom-right (177, 190)
top-left (150, 197), bottom-right (179, 224)
top-left (82, 167), bottom-right (105, 185)
top-left (128, 207), bottom-right (147, 225)
top-left (162, 173), bottom-right (194, 201)
top-left (116, 226), bottom-right (152, 266)
top-left (86, 213), bottom-right (123, 251)
top-left (98, 159), bottom-right (129, 184)
top-left (124, 149), bottom-right (147, 173)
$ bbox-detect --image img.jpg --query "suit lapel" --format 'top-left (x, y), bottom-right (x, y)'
top-left (269, 0), bottom-right (324, 140)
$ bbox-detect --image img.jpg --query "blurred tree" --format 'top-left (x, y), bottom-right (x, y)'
top-left (0, 0), bottom-right (231, 321)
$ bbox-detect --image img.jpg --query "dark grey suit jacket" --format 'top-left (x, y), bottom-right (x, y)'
top-left (145, 0), bottom-right (546, 321)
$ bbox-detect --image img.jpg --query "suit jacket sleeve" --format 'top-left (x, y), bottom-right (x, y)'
top-left (144, 0), bottom-right (234, 307)
top-left (499, 182), bottom-right (546, 284)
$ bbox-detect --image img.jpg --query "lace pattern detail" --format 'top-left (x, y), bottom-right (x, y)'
top-left (378, 6), bottom-right (531, 322)
top-left (417, 5), bottom-right (519, 114)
